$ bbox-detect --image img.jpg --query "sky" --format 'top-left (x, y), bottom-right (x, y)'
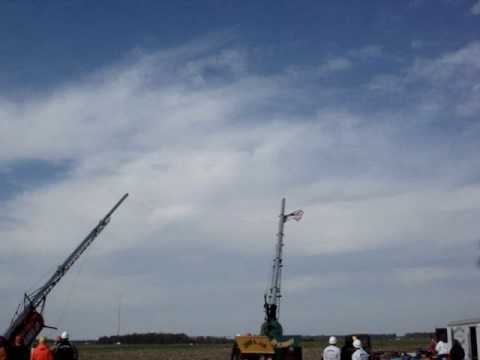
top-left (1, 0), bottom-right (480, 340)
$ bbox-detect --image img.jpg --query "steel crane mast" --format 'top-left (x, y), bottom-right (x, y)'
top-left (262, 198), bottom-right (303, 339)
top-left (4, 193), bottom-right (129, 346)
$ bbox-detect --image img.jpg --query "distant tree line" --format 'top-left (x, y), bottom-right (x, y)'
top-left (97, 332), bottom-right (432, 345)
top-left (97, 332), bottom-right (231, 345)
top-left (403, 332), bottom-right (434, 339)
top-left (302, 334), bottom-right (398, 342)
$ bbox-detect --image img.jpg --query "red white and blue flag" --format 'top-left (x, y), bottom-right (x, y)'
top-left (285, 209), bottom-right (304, 222)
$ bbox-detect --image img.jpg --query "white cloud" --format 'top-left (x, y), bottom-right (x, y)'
top-left (367, 74), bottom-right (405, 93)
top-left (317, 57), bottom-right (352, 76)
top-left (2, 41), bottom-right (480, 259)
top-left (2, 38), bottom-right (480, 337)
top-left (407, 42), bottom-right (480, 84)
top-left (366, 42), bottom-right (480, 121)
top-left (285, 274), bottom-right (351, 292)
top-left (411, 40), bottom-right (424, 49)
top-left (394, 267), bottom-right (466, 287)
top-left (471, 0), bottom-right (480, 15)
top-left (348, 45), bottom-right (384, 60)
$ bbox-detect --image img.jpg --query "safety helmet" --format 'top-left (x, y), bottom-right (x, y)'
top-left (353, 339), bottom-right (362, 348)
top-left (329, 336), bottom-right (337, 345)
top-left (61, 331), bottom-right (69, 340)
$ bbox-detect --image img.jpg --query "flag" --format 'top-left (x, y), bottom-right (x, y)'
top-left (285, 209), bottom-right (304, 222)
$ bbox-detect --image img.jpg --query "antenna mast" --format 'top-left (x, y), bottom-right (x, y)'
top-left (261, 198), bottom-right (303, 339)
top-left (265, 198), bottom-right (286, 321)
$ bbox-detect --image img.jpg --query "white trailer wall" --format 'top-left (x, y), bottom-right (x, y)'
top-left (447, 320), bottom-right (480, 360)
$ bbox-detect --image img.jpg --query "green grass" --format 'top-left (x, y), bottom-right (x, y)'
top-left (70, 337), bottom-right (432, 360)
top-left (77, 336), bottom-right (431, 354)
top-left (77, 343), bottom-right (228, 352)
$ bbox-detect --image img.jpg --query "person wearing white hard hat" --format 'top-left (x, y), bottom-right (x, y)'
top-left (352, 339), bottom-right (369, 360)
top-left (52, 331), bottom-right (78, 360)
top-left (323, 336), bottom-right (341, 360)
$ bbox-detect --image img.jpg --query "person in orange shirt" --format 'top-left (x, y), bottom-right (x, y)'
top-left (30, 337), bottom-right (53, 360)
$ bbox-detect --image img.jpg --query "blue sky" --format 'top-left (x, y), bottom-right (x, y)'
top-left (2, 0), bottom-right (479, 92)
top-left (1, 0), bottom-right (480, 339)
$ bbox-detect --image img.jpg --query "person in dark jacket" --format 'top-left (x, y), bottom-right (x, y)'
top-left (8, 335), bottom-right (29, 360)
top-left (52, 332), bottom-right (77, 360)
top-left (341, 337), bottom-right (354, 360)
top-left (0, 336), bottom-right (8, 360)
top-left (450, 340), bottom-right (465, 360)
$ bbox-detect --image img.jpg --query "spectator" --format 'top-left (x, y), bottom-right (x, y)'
top-left (450, 340), bottom-right (465, 360)
top-left (341, 337), bottom-right (354, 360)
top-left (0, 336), bottom-right (8, 360)
top-left (52, 332), bottom-right (77, 360)
top-left (30, 337), bottom-right (53, 360)
top-left (435, 340), bottom-right (450, 360)
top-left (324, 337), bottom-right (341, 360)
top-left (352, 339), bottom-right (369, 360)
top-left (8, 335), bottom-right (29, 360)
top-left (427, 339), bottom-right (436, 355)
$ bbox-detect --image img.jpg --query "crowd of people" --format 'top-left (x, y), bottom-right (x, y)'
top-left (323, 336), bottom-right (466, 360)
top-left (0, 331), bottom-right (77, 360)
top-left (421, 338), bottom-right (466, 360)
top-left (324, 336), bottom-right (369, 360)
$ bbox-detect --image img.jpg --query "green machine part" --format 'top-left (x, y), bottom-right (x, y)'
top-left (260, 319), bottom-right (283, 341)
top-left (260, 319), bottom-right (302, 360)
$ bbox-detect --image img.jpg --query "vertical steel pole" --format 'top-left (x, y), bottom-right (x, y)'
top-left (273, 198), bottom-right (286, 319)
top-left (117, 299), bottom-right (121, 337)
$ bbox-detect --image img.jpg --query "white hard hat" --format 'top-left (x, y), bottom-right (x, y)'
top-left (353, 339), bottom-right (362, 348)
top-left (329, 336), bottom-right (337, 345)
top-left (61, 331), bottom-right (69, 340)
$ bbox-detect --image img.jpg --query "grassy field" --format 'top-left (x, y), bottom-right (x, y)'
top-left (78, 344), bottom-right (229, 360)
top-left (76, 337), bottom-right (431, 360)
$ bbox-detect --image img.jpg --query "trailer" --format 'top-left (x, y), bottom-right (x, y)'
top-left (444, 319), bottom-right (480, 360)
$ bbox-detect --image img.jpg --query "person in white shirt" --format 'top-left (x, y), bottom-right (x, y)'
top-left (323, 336), bottom-right (341, 360)
top-left (352, 339), bottom-right (369, 360)
top-left (436, 340), bottom-right (450, 359)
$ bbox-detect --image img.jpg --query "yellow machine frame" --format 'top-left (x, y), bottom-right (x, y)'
top-left (233, 336), bottom-right (275, 360)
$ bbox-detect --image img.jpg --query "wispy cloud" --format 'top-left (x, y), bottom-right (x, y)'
top-left (394, 267), bottom-right (466, 287)
top-left (411, 40), bottom-right (424, 49)
top-left (2, 36), bottom-right (480, 337)
top-left (348, 45), bottom-right (384, 60)
top-left (471, 0), bottom-right (480, 15)
top-left (317, 57), bottom-right (353, 76)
